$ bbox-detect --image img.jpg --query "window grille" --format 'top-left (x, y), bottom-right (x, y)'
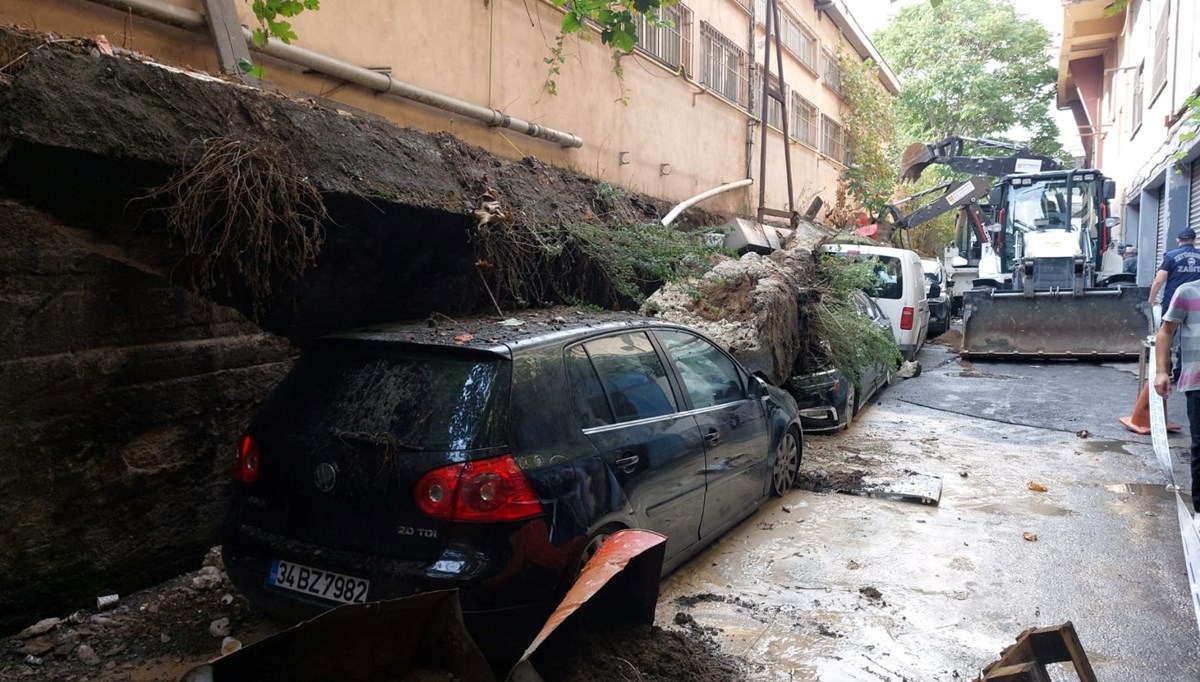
top-left (821, 114), bottom-right (844, 161)
top-left (633, 3), bottom-right (693, 75)
top-left (791, 93), bottom-right (816, 146)
top-left (700, 23), bottom-right (749, 106)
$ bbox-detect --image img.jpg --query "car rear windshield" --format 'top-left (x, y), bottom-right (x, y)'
top-left (258, 342), bottom-right (511, 451)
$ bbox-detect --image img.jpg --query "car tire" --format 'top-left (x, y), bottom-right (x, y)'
top-left (841, 383), bottom-right (857, 431)
top-left (770, 427), bottom-right (802, 497)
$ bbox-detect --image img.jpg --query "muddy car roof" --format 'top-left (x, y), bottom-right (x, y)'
top-left (323, 307), bottom-right (688, 355)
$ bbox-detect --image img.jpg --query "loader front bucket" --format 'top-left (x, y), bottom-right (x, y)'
top-left (961, 286), bottom-right (1151, 359)
top-left (900, 141), bottom-right (937, 181)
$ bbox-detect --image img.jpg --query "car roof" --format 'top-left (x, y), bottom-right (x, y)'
top-left (322, 307), bottom-right (692, 356)
top-left (822, 243), bottom-right (917, 260)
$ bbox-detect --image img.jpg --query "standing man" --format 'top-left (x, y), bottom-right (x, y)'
top-left (1123, 245), bottom-right (1137, 274)
top-left (1149, 228), bottom-right (1200, 312)
top-left (1154, 280), bottom-right (1200, 524)
top-left (1150, 229), bottom-right (1200, 380)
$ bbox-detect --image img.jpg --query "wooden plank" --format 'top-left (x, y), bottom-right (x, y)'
top-left (203, 0), bottom-right (256, 82)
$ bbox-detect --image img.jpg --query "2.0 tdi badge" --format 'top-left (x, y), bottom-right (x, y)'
top-left (314, 462), bottom-right (338, 492)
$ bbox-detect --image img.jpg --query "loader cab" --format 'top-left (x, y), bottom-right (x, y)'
top-left (990, 171), bottom-right (1114, 289)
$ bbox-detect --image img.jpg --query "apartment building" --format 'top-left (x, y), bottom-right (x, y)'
top-left (1058, 0), bottom-right (1200, 284)
top-left (3, 0), bottom-right (899, 218)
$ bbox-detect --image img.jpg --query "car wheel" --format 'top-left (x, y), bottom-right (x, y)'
top-left (577, 524), bottom-right (623, 575)
top-left (841, 383), bottom-right (857, 431)
top-left (771, 427), bottom-right (801, 497)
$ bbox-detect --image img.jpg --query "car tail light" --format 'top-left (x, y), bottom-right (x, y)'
top-left (415, 455), bottom-right (544, 523)
top-left (235, 434), bottom-right (260, 483)
top-left (900, 306), bottom-right (915, 331)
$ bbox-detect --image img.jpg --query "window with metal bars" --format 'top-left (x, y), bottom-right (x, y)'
top-left (750, 68), bottom-right (785, 129)
top-left (780, 13), bottom-right (817, 70)
top-left (822, 50), bottom-right (842, 95)
top-left (700, 23), bottom-right (748, 106)
top-left (1150, 2), bottom-right (1168, 104)
top-left (821, 115), bottom-right (844, 161)
top-left (791, 93), bottom-right (816, 146)
top-left (1132, 62), bottom-right (1144, 138)
top-left (633, 3), bottom-right (693, 75)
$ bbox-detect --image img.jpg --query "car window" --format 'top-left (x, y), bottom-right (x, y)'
top-left (656, 330), bottom-right (745, 409)
top-left (583, 332), bottom-right (677, 423)
top-left (256, 343), bottom-right (510, 451)
top-left (565, 345), bottom-right (616, 427)
top-left (869, 256), bottom-right (904, 299)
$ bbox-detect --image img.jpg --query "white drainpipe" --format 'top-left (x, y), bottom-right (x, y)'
top-left (82, 0), bottom-right (584, 148)
top-left (661, 179), bottom-right (754, 227)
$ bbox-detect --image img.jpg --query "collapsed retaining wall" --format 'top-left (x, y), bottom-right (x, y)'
top-left (0, 31), bottom-right (729, 631)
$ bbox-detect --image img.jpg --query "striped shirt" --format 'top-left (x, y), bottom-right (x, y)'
top-left (1163, 282), bottom-right (1200, 392)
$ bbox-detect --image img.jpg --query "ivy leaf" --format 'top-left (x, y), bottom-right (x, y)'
top-left (250, 28), bottom-right (269, 48)
top-left (561, 12), bottom-right (583, 33)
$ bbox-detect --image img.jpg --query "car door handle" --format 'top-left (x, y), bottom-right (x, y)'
top-left (704, 429), bottom-right (721, 447)
top-left (614, 453), bottom-right (639, 473)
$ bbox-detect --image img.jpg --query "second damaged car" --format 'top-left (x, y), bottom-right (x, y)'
top-left (223, 311), bottom-right (802, 656)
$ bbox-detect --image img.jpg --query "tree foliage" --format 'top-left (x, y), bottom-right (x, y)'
top-left (874, 0), bottom-right (1063, 158)
top-left (247, 0), bottom-right (320, 46)
top-left (834, 50), bottom-right (897, 222)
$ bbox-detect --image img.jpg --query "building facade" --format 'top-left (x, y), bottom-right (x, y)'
top-left (1058, 0), bottom-right (1200, 285)
top-left (2, 0), bottom-right (898, 218)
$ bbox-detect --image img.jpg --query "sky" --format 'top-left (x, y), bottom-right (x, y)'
top-left (847, 0), bottom-right (1085, 157)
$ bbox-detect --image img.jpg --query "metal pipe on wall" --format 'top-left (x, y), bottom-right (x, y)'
top-left (82, 0), bottom-right (584, 148)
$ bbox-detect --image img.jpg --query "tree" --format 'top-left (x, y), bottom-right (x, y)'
top-left (544, 0), bottom-right (677, 98)
top-left (834, 50), bottom-right (897, 222)
top-left (874, 0), bottom-right (1063, 158)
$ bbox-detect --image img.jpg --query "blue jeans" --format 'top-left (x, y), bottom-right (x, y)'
top-left (1187, 390), bottom-right (1200, 511)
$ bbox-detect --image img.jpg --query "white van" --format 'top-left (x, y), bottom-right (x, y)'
top-left (821, 243), bottom-right (930, 359)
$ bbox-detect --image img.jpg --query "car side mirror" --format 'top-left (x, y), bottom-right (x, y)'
top-left (929, 283), bottom-right (941, 298)
top-left (749, 372), bottom-right (771, 398)
top-left (1103, 179), bottom-right (1116, 201)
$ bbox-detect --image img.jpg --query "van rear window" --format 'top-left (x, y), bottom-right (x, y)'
top-left (827, 253), bottom-right (904, 300)
top-left (258, 343), bottom-right (510, 451)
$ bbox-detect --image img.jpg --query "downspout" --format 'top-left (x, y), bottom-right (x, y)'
top-left (81, 0), bottom-right (583, 148)
top-left (661, 179), bottom-right (754, 226)
top-left (745, 0), bottom-right (757, 181)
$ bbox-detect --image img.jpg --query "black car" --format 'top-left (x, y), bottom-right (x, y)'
top-left (922, 258), bottom-right (951, 338)
top-left (788, 292), bottom-right (895, 432)
top-left (224, 311), bottom-right (802, 658)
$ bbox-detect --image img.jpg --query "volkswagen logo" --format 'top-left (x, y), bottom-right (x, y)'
top-left (314, 462), bottom-right (338, 493)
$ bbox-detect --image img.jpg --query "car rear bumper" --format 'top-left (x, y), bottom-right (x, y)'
top-left (224, 523), bottom-right (563, 657)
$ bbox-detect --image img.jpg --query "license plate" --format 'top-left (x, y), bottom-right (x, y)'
top-left (267, 559), bottom-right (370, 605)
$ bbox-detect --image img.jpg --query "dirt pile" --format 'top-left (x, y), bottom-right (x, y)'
top-left (1, 548), bottom-right (281, 682)
top-left (534, 624), bottom-right (743, 682)
top-left (642, 220), bottom-right (832, 384)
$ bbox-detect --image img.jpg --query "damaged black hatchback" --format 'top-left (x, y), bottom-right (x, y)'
top-left (224, 311), bottom-right (802, 654)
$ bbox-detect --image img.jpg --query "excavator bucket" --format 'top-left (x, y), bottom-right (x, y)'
top-left (900, 141), bottom-right (936, 181)
top-left (961, 286), bottom-right (1151, 359)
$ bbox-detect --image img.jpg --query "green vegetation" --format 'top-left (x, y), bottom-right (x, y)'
top-left (544, 0), bottom-right (677, 99)
top-left (247, 0), bottom-right (320, 46)
top-left (812, 254), bottom-right (903, 388)
top-left (830, 48), bottom-right (897, 226)
top-left (473, 217), bottom-right (723, 310)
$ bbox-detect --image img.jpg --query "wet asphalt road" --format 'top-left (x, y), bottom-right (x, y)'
top-left (657, 343), bottom-right (1200, 680)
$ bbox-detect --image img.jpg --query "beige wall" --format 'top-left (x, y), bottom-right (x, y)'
top-left (2, 0), bottom-right (890, 220)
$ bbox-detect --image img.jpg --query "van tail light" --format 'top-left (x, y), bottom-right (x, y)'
top-left (415, 455), bottom-right (544, 523)
top-left (235, 434), bottom-right (260, 483)
top-left (900, 306), bottom-right (915, 331)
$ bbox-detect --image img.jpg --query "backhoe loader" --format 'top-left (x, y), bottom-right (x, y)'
top-left (896, 137), bottom-right (1151, 358)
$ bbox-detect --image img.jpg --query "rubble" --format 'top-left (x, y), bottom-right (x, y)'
top-left (643, 220), bottom-right (832, 385)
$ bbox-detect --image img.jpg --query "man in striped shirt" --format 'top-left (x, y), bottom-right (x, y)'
top-left (1155, 280), bottom-right (1200, 522)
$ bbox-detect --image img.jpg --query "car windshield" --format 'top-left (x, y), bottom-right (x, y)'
top-left (257, 342), bottom-right (511, 451)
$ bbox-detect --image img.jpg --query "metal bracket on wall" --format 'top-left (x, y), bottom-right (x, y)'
top-left (202, 0), bottom-right (258, 86)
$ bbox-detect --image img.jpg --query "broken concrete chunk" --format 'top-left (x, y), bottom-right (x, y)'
top-left (897, 360), bottom-right (922, 379)
top-left (202, 546), bottom-right (224, 571)
top-left (209, 617), bottom-right (231, 638)
top-left (76, 643), bottom-right (101, 666)
top-left (1027, 481), bottom-right (1048, 493)
top-left (1023, 531), bottom-right (1039, 542)
top-left (17, 617), bottom-right (61, 639)
top-left (192, 565), bottom-right (224, 591)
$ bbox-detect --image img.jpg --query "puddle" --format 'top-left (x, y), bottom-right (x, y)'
top-left (1080, 440), bottom-right (1132, 456)
top-left (1104, 483), bottom-right (1177, 501)
top-left (959, 500), bottom-right (1076, 517)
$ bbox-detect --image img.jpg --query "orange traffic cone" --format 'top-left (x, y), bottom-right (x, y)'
top-left (1119, 383), bottom-right (1182, 435)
